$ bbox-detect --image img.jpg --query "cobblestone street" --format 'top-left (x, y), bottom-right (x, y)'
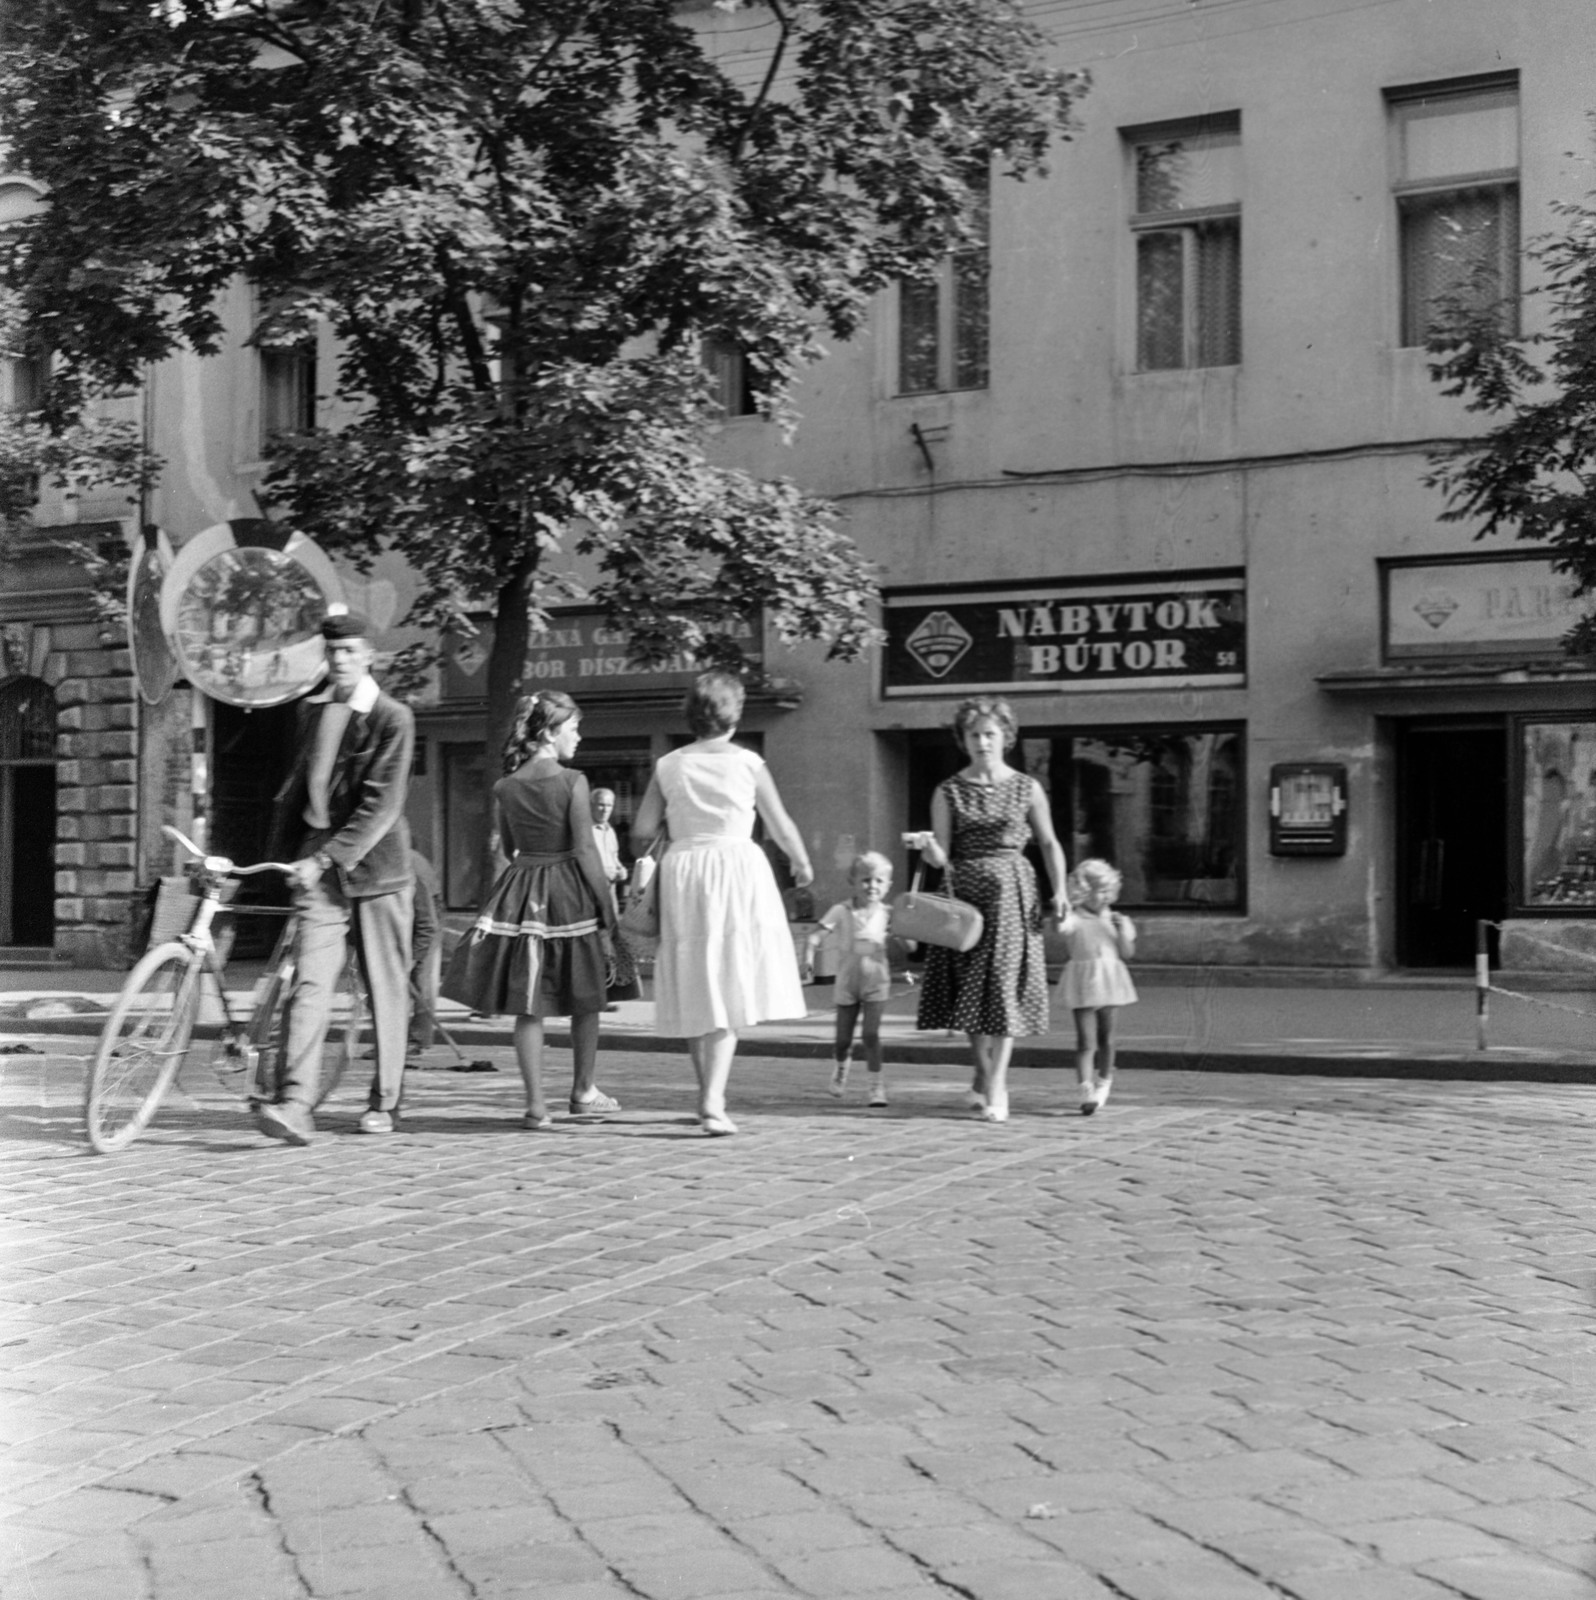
top-left (2, 1048), bottom-right (1594, 1599)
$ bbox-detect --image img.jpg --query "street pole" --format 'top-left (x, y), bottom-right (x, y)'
top-left (1474, 919), bottom-right (1490, 1052)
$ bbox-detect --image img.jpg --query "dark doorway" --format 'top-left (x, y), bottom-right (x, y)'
top-left (0, 677), bottom-right (57, 947)
top-left (572, 736), bottom-right (655, 871)
top-left (212, 699), bottom-right (299, 956)
top-left (1398, 721), bottom-right (1507, 968)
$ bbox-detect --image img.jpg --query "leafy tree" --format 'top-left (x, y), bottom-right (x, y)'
top-left (1426, 177), bottom-right (1596, 654)
top-left (0, 0), bottom-right (1087, 760)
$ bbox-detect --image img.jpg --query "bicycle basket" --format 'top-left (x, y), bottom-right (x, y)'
top-left (146, 873), bottom-right (242, 949)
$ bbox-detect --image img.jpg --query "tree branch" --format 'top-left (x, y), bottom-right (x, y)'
top-left (434, 246), bottom-right (495, 394)
top-left (727, 0), bottom-right (790, 166)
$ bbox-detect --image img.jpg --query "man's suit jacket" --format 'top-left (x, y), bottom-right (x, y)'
top-left (269, 682), bottom-right (415, 899)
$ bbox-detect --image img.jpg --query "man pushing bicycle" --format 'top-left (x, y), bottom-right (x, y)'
top-left (256, 606), bottom-right (416, 1144)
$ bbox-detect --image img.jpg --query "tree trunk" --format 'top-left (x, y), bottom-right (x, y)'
top-left (480, 559), bottom-right (534, 885)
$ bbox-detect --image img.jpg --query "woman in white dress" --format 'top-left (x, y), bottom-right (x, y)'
top-left (631, 672), bottom-right (814, 1136)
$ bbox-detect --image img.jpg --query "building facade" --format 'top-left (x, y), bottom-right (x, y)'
top-left (665, 0), bottom-right (1596, 975)
top-left (2, 0), bottom-right (1592, 973)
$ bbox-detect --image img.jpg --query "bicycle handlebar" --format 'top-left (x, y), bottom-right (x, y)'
top-left (161, 824), bottom-right (296, 878)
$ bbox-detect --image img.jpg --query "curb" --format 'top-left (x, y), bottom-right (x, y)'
top-left (8, 1013), bottom-right (1596, 1084)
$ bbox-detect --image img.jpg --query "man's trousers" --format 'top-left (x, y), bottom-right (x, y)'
top-left (280, 874), bottom-right (414, 1113)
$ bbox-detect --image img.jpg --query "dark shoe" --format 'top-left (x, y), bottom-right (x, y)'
top-left (256, 1102), bottom-right (316, 1146)
top-left (359, 1109), bottom-right (397, 1135)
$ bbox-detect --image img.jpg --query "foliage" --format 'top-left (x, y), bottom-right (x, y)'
top-left (0, 0), bottom-right (1086, 756)
top-left (0, 289), bottom-right (156, 546)
top-left (1426, 179), bottom-right (1596, 655)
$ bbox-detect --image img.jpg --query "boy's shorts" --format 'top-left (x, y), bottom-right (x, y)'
top-left (834, 954), bottom-right (892, 1006)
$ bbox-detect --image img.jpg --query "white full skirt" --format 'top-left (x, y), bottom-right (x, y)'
top-left (653, 838), bottom-right (806, 1037)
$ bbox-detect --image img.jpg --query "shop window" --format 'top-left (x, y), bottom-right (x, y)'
top-left (702, 334), bottom-right (759, 418)
top-left (1518, 718), bottom-right (1596, 910)
top-left (1128, 116), bottom-right (1241, 371)
top-left (260, 341), bottom-right (316, 444)
top-left (1062, 730), bottom-right (1242, 904)
top-left (897, 173), bottom-right (990, 394)
top-left (911, 724), bottom-right (1244, 911)
top-left (1389, 75), bottom-right (1519, 347)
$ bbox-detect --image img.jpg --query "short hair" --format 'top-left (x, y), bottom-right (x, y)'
top-left (951, 696), bottom-right (1018, 753)
top-left (503, 690), bottom-right (580, 773)
top-left (591, 787), bottom-right (616, 804)
top-left (1071, 858), bottom-right (1123, 900)
top-left (684, 670), bottom-right (745, 738)
top-left (850, 851), bottom-right (893, 882)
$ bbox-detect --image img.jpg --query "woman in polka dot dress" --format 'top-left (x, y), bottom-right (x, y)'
top-left (909, 697), bottom-right (1069, 1122)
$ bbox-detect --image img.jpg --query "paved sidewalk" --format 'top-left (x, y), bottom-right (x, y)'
top-left (4, 1045), bottom-right (1596, 1599)
top-left (2, 965), bottom-right (1594, 1080)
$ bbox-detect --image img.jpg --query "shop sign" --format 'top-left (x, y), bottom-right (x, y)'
top-left (882, 574), bottom-right (1246, 697)
top-left (442, 609), bottom-right (762, 703)
top-left (1385, 556), bottom-right (1593, 660)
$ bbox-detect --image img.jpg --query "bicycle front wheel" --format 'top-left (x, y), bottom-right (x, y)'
top-left (85, 942), bottom-right (200, 1153)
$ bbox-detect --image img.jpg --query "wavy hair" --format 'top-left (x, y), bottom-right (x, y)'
top-left (950, 696), bottom-right (1018, 753)
top-left (502, 690), bottom-right (580, 774)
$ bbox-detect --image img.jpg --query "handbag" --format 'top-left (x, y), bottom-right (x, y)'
top-left (889, 862), bottom-right (984, 953)
top-left (617, 844), bottom-right (663, 955)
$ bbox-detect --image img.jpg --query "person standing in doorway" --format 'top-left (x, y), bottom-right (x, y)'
top-left (590, 787), bottom-right (628, 901)
top-left (590, 785), bottom-right (639, 1004)
top-left (258, 607), bottom-right (415, 1143)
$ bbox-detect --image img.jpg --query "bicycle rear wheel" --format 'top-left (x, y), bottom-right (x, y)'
top-left (85, 942), bottom-right (200, 1153)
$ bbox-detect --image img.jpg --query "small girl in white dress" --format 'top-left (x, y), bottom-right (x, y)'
top-left (1056, 859), bottom-right (1137, 1115)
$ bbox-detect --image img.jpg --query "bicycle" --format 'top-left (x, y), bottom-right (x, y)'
top-left (83, 824), bottom-right (368, 1154)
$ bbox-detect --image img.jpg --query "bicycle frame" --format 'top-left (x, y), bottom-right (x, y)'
top-left (83, 826), bottom-right (370, 1152)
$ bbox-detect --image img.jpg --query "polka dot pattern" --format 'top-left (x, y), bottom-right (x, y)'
top-left (915, 772), bottom-right (1049, 1038)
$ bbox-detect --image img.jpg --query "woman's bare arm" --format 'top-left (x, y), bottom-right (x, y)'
top-left (753, 764), bottom-right (814, 887)
top-left (919, 786), bottom-right (952, 870)
top-left (1026, 779), bottom-right (1070, 918)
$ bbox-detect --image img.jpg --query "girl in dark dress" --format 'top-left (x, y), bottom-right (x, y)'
top-left (911, 697), bottom-right (1069, 1123)
top-left (441, 692), bottom-right (618, 1128)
